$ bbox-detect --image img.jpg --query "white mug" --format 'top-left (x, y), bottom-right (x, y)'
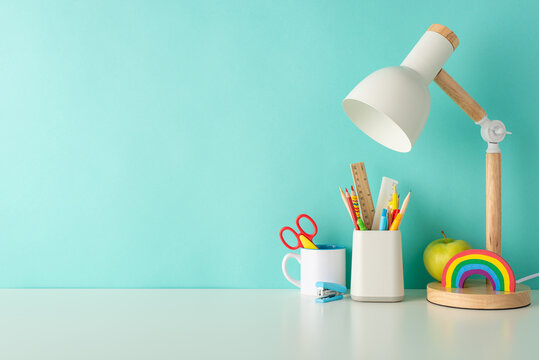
top-left (282, 245), bottom-right (346, 296)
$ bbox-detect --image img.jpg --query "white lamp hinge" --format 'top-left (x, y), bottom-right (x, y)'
top-left (476, 116), bottom-right (511, 153)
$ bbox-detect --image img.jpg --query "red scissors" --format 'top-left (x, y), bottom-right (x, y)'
top-left (279, 214), bottom-right (318, 250)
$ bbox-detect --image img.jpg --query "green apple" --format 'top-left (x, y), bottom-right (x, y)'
top-left (423, 231), bottom-right (471, 281)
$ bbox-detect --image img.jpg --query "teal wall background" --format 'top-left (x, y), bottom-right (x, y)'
top-left (0, 0), bottom-right (537, 288)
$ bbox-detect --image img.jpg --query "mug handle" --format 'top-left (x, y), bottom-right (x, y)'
top-left (282, 253), bottom-right (301, 288)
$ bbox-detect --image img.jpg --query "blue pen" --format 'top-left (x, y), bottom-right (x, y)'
top-left (379, 208), bottom-right (388, 231)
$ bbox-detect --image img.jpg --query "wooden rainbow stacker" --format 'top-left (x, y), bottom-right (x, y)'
top-left (427, 249), bottom-right (530, 309)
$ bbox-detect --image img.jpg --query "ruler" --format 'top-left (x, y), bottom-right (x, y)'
top-left (350, 162), bottom-right (375, 230)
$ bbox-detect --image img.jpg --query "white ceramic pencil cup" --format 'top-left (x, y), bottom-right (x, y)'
top-left (350, 230), bottom-right (404, 302)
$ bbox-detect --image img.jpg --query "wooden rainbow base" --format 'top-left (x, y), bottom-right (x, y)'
top-left (427, 279), bottom-right (531, 310)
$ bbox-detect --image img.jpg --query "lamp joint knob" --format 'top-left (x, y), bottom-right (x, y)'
top-left (477, 117), bottom-right (510, 146)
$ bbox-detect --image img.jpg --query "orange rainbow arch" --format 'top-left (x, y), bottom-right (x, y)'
top-left (441, 249), bottom-right (515, 292)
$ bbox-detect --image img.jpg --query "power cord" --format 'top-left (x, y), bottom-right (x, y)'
top-left (516, 273), bottom-right (539, 284)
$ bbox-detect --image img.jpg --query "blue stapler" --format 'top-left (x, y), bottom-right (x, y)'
top-left (315, 282), bottom-right (347, 303)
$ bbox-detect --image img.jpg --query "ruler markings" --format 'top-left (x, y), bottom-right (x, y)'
top-left (350, 162), bottom-right (375, 230)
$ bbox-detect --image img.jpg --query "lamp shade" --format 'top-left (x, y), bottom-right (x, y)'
top-left (343, 26), bottom-right (456, 152)
top-left (343, 66), bottom-right (430, 152)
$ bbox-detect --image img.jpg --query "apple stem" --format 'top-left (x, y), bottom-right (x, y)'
top-left (441, 231), bottom-right (448, 243)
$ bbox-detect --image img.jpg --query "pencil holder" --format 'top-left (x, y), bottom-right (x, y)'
top-left (350, 230), bottom-right (404, 302)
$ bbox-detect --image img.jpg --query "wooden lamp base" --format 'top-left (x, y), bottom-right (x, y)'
top-left (427, 280), bottom-right (531, 310)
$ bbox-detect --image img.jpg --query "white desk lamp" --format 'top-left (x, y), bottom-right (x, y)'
top-left (343, 24), bottom-right (529, 309)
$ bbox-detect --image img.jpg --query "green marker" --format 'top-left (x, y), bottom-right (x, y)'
top-left (357, 217), bottom-right (367, 231)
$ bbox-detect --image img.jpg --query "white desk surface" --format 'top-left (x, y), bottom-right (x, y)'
top-left (0, 289), bottom-right (536, 360)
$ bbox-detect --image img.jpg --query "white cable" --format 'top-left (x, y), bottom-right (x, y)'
top-left (516, 273), bottom-right (539, 283)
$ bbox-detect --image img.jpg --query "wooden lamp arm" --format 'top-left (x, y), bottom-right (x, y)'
top-left (434, 69), bottom-right (486, 122)
top-left (433, 68), bottom-right (501, 256)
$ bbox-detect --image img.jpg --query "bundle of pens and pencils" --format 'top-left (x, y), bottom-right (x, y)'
top-left (340, 163), bottom-right (411, 231)
top-left (380, 185), bottom-right (410, 231)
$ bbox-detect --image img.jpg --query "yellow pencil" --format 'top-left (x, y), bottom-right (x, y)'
top-left (350, 185), bottom-right (361, 220)
top-left (391, 184), bottom-right (398, 209)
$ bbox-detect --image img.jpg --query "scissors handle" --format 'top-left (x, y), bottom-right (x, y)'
top-left (296, 214), bottom-right (318, 240)
top-left (279, 226), bottom-right (302, 250)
